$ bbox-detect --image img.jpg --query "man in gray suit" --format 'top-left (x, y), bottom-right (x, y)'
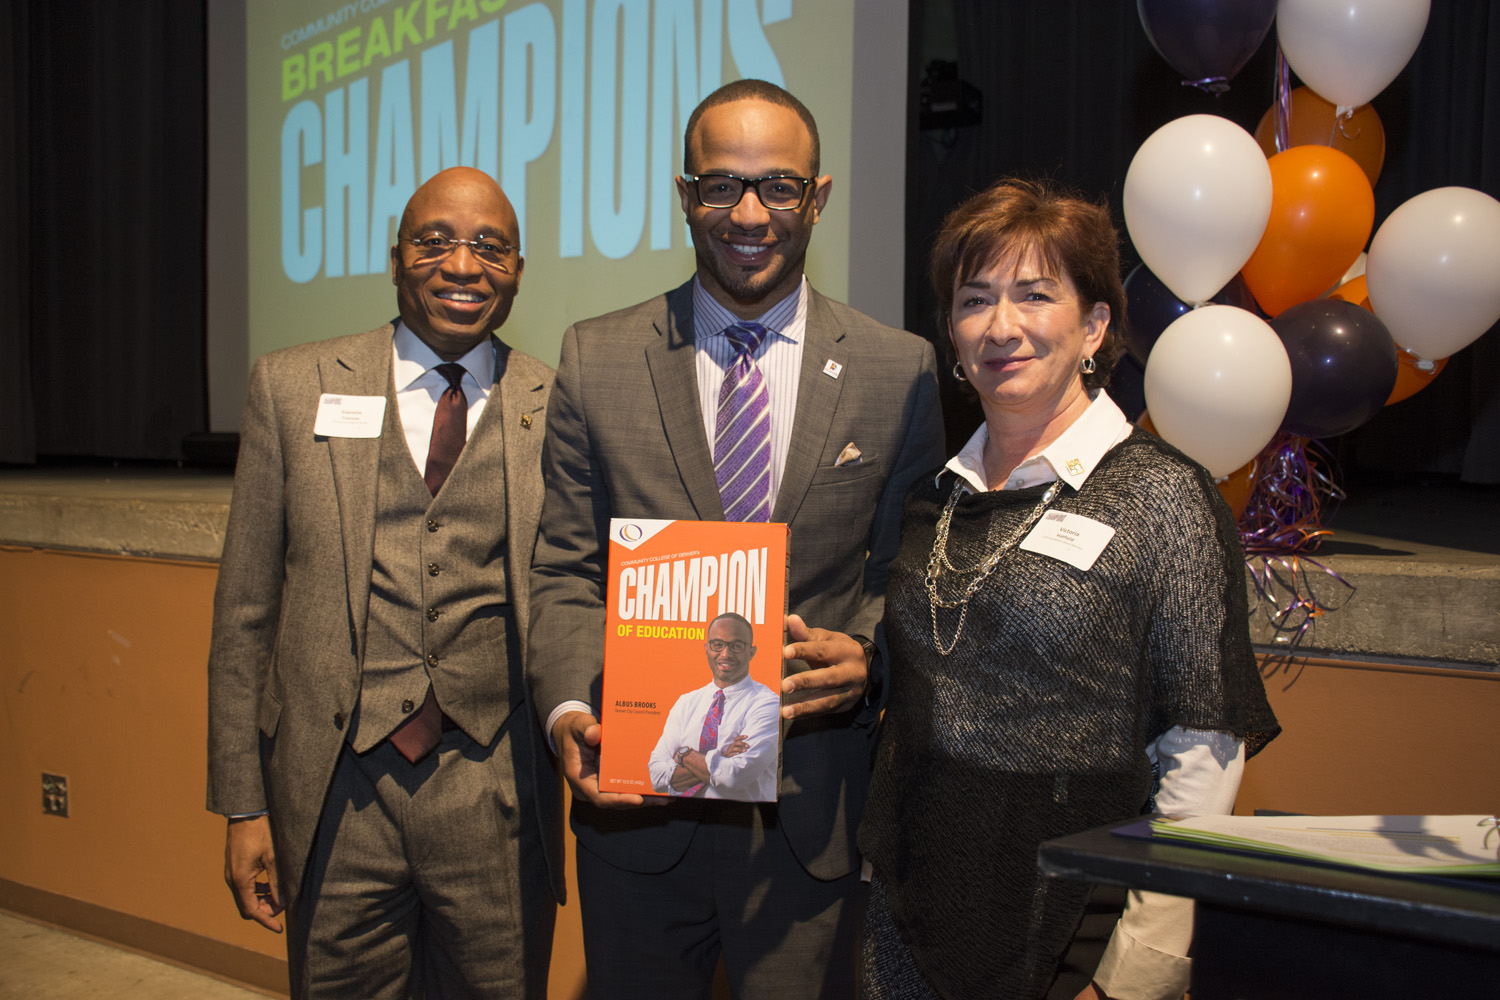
top-left (207, 166), bottom-right (561, 999)
top-left (528, 80), bottom-right (944, 998)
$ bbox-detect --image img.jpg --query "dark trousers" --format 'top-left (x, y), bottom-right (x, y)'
top-left (577, 801), bottom-right (865, 1000)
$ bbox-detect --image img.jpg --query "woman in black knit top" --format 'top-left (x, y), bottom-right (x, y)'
top-left (857, 179), bottom-right (1278, 1000)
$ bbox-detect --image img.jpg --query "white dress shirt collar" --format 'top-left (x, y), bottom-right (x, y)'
top-left (690, 275), bottom-right (807, 346)
top-left (392, 320), bottom-right (496, 395)
top-left (941, 390), bottom-right (1133, 494)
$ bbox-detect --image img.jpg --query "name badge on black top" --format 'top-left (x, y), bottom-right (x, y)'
top-left (1019, 510), bottom-right (1115, 571)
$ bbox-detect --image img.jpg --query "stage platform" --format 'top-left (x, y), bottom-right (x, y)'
top-left (1, 467), bottom-right (1494, 668)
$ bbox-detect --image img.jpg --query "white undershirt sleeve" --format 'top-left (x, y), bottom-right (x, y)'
top-left (1091, 726), bottom-right (1244, 1000)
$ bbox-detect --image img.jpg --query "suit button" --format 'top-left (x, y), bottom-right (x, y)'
top-left (427, 519), bottom-right (439, 532)
top-left (401, 699), bottom-right (415, 713)
top-left (428, 563), bottom-right (440, 576)
top-left (426, 607), bottom-right (440, 622)
top-left (334, 712), bottom-right (346, 729)
top-left (426, 654), bottom-right (439, 667)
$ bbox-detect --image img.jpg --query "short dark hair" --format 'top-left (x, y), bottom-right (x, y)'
top-left (706, 612), bottom-right (755, 643)
top-left (683, 79), bottom-right (820, 176)
top-left (929, 178), bottom-right (1127, 391)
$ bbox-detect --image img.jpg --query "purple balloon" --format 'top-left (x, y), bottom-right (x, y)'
top-left (1123, 264), bottom-right (1257, 364)
top-left (1271, 299), bottom-right (1399, 439)
top-left (1137, 0), bottom-right (1278, 91)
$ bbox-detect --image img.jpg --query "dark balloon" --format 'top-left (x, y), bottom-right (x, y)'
top-left (1137, 0), bottom-right (1278, 90)
top-left (1271, 299), bottom-right (1398, 439)
top-left (1123, 264), bottom-right (1257, 364)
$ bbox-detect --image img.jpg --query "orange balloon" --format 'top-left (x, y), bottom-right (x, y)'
top-left (1215, 458), bottom-right (1257, 521)
top-left (1386, 348), bottom-right (1448, 405)
top-left (1329, 274), bottom-right (1371, 311)
top-left (1255, 86), bottom-right (1386, 186)
top-left (1137, 410), bottom-right (1253, 519)
top-left (1241, 146), bottom-right (1375, 317)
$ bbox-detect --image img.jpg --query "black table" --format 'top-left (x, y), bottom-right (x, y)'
top-left (1037, 822), bottom-right (1500, 999)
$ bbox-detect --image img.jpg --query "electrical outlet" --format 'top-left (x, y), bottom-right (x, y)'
top-left (42, 773), bottom-right (68, 817)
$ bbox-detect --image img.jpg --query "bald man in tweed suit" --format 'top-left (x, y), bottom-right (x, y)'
top-left (208, 167), bottom-right (561, 999)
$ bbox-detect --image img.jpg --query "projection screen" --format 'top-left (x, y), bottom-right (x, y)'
top-left (208, 0), bottom-right (907, 431)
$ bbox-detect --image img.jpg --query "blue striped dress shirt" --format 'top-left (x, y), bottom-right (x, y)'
top-left (692, 276), bottom-right (809, 510)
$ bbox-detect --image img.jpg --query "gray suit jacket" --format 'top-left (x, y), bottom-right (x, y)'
top-left (527, 282), bottom-right (943, 879)
top-left (206, 324), bottom-right (564, 903)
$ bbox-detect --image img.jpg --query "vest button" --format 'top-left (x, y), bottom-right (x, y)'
top-left (401, 698), bottom-right (415, 713)
top-left (428, 563), bottom-right (440, 576)
top-left (426, 654), bottom-right (439, 667)
top-left (427, 519), bottom-right (439, 532)
top-left (426, 607), bottom-right (440, 622)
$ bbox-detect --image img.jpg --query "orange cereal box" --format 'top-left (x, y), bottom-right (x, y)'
top-left (600, 518), bottom-right (789, 801)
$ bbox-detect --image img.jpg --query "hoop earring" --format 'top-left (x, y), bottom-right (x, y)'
top-left (952, 362), bottom-right (968, 382)
top-left (1079, 356), bottom-right (1097, 375)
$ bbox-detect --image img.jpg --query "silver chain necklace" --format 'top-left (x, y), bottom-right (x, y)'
top-left (925, 478), bottom-right (1060, 654)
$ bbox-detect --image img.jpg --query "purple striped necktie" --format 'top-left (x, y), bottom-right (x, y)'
top-left (714, 322), bottom-right (771, 522)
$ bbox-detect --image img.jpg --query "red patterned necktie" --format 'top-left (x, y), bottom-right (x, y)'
top-left (392, 362), bottom-right (467, 763)
top-left (389, 686), bottom-right (442, 764)
top-left (423, 362), bottom-right (468, 495)
top-left (683, 689), bottom-right (725, 797)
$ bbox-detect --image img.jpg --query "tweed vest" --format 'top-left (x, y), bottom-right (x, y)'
top-left (348, 374), bottom-right (520, 752)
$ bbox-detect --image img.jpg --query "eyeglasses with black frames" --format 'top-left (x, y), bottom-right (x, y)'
top-left (706, 639), bottom-right (750, 654)
top-left (401, 234), bottom-right (517, 269)
top-left (687, 174), bottom-right (814, 211)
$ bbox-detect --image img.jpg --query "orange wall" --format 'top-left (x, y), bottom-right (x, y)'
top-left (0, 547), bottom-right (275, 956)
top-left (0, 546), bottom-right (587, 998)
top-left (1238, 657), bottom-right (1499, 816)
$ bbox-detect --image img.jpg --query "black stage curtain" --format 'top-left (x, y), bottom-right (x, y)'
top-left (907, 0), bottom-right (1500, 482)
top-left (1, 2), bottom-right (1493, 477)
top-left (1, 0), bottom-right (206, 463)
top-left (0, 1), bottom-right (36, 463)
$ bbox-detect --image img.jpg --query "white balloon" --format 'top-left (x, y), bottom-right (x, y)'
top-left (1278, 0), bottom-right (1430, 110)
top-left (1366, 186), bottom-right (1500, 360)
top-left (1124, 115), bottom-right (1273, 306)
top-left (1144, 305), bottom-right (1292, 477)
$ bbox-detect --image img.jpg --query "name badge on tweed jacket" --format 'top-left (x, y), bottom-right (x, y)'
top-left (314, 393), bottom-right (386, 438)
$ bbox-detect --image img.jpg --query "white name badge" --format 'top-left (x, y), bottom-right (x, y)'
top-left (313, 393), bottom-right (386, 438)
top-left (1019, 510), bottom-right (1115, 571)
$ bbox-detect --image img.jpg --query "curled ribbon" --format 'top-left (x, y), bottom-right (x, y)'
top-left (1238, 434), bottom-right (1356, 666)
top-left (1273, 47), bottom-right (1292, 153)
top-left (1182, 76), bottom-right (1230, 94)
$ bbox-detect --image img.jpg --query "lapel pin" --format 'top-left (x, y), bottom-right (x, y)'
top-left (520, 414), bottom-right (533, 428)
top-left (1066, 458), bottom-right (1084, 476)
top-left (822, 359), bottom-right (843, 379)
